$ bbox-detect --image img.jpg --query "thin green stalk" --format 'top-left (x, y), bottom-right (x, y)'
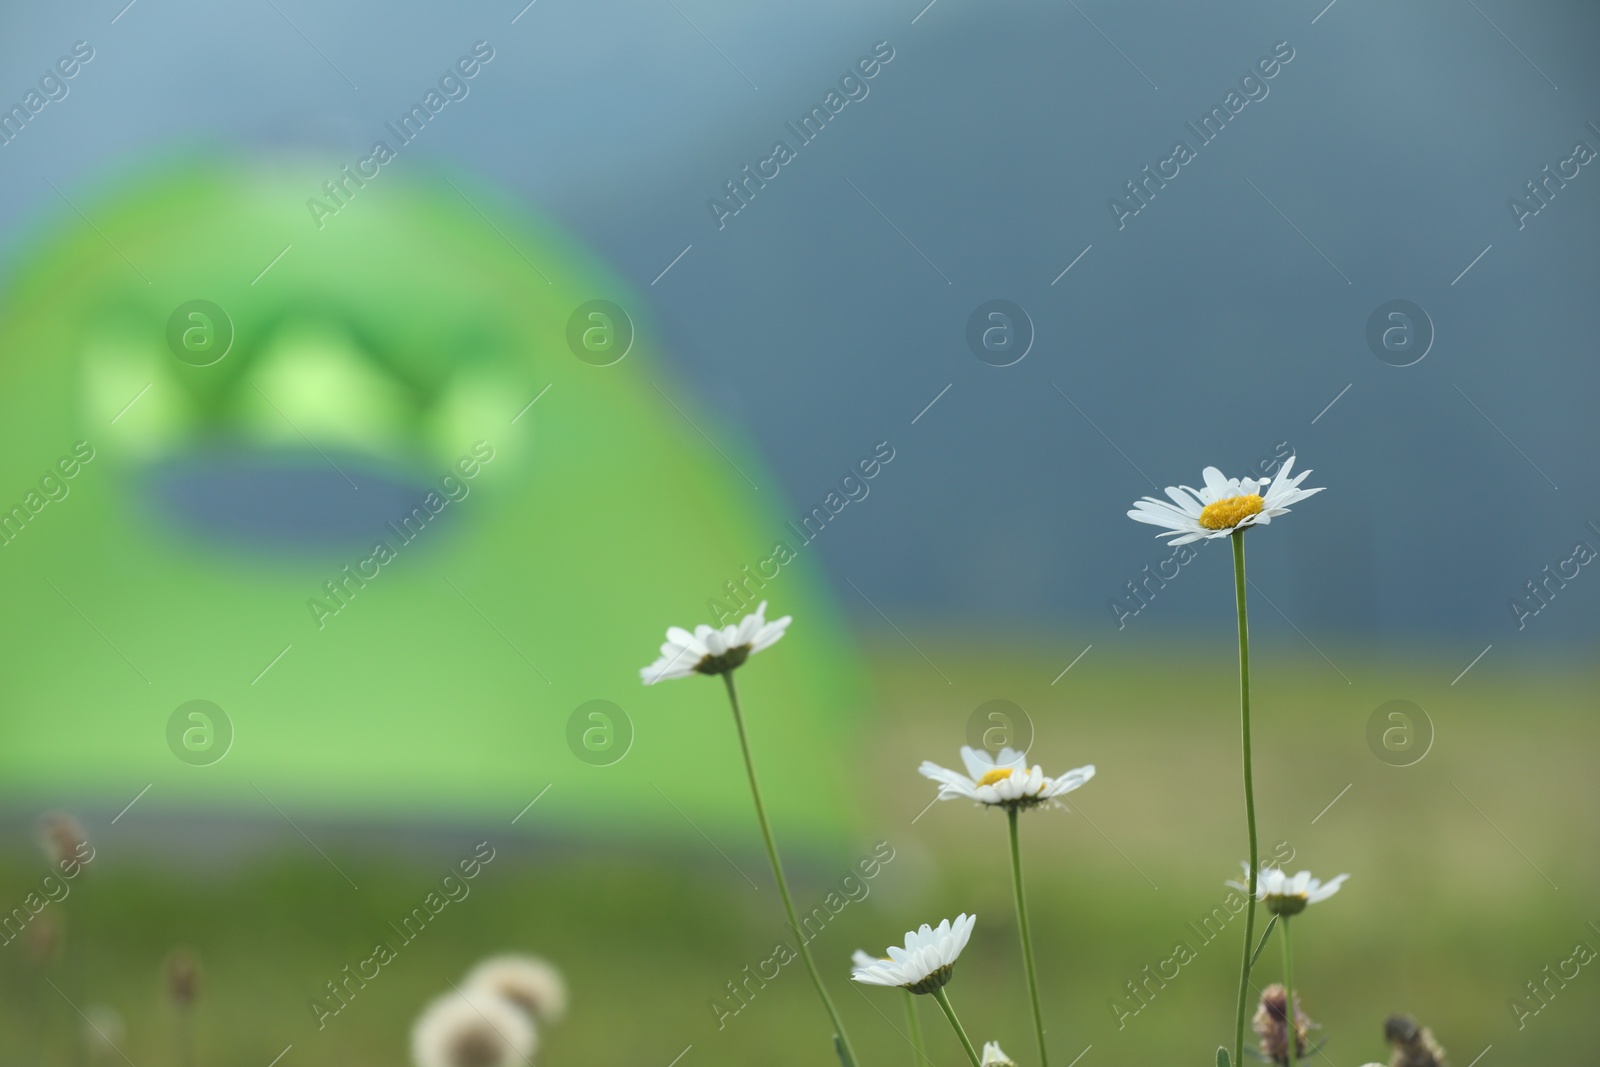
top-left (902, 990), bottom-right (926, 1067)
top-left (721, 673), bottom-right (858, 1066)
top-left (1007, 808), bottom-right (1049, 1067)
top-left (1230, 531), bottom-right (1259, 1067)
top-left (1280, 918), bottom-right (1298, 1067)
top-left (931, 987), bottom-right (982, 1067)
top-left (71, 903), bottom-right (88, 1067)
top-left (179, 1008), bottom-right (196, 1067)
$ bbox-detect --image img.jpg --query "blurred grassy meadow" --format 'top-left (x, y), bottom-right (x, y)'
top-left (0, 637), bottom-right (1592, 1067)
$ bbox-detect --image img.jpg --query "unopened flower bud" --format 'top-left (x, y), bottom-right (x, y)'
top-left (38, 812), bottom-right (90, 871)
top-left (1254, 983), bottom-right (1317, 1065)
top-left (980, 1041), bottom-right (1017, 1066)
top-left (1384, 1013), bottom-right (1447, 1067)
top-left (167, 949), bottom-right (201, 1010)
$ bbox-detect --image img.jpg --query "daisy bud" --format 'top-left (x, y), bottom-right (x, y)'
top-left (1253, 983), bottom-right (1317, 1066)
top-left (38, 812), bottom-right (90, 871)
top-left (166, 948), bottom-right (201, 1010)
top-left (464, 954), bottom-right (568, 1025)
top-left (980, 1040), bottom-right (1017, 1066)
top-left (1384, 1013), bottom-right (1447, 1067)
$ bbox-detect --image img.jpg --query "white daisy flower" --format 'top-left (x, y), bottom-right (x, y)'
top-left (1228, 863), bottom-right (1348, 917)
top-left (919, 746), bottom-right (1094, 811)
top-left (639, 600), bottom-right (792, 684)
top-left (411, 990), bottom-right (536, 1067)
top-left (981, 1040), bottom-right (1017, 1066)
top-left (1128, 456), bottom-right (1324, 545)
top-left (850, 948), bottom-right (881, 970)
top-left (464, 954), bottom-right (567, 1024)
top-left (851, 914), bottom-right (976, 995)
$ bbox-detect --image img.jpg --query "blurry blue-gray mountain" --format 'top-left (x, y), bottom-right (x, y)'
top-left (2, 0), bottom-right (1595, 649)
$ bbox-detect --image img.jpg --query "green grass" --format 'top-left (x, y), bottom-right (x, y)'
top-left (0, 639), bottom-right (1591, 1067)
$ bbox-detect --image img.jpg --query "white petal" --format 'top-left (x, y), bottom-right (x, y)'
top-left (851, 968), bottom-right (899, 987)
top-left (959, 746), bottom-right (995, 780)
top-left (1308, 873), bottom-right (1349, 902)
top-left (1202, 467), bottom-right (1237, 500)
top-left (1128, 506), bottom-right (1197, 531)
top-left (665, 626), bottom-right (703, 652)
top-left (1164, 485), bottom-right (1206, 515)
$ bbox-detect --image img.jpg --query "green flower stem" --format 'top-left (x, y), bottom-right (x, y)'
top-left (179, 1007), bottom-right (196, 1067)
top-left (721, 673), bottom-right (858, 1066)
top-left (1230, 531), bottom-right (1260, 1067)
top-left (1281, 918), bottom-right (1298, 1067)
top-left (1007, 807), bottom-right (1050, 1067)
top-left (931, 986), bottom-right (983, 1067)
top-left (902, 990), bottom-right (926, 1067)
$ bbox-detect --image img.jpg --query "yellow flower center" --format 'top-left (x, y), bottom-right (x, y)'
top-left (1198, 494), bottom-right (1264, 530)
top-left (977, 767), bottom-right (1015, 786)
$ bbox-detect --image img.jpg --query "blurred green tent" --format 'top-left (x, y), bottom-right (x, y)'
top-left (0, 160), bottom-right (865, 848)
